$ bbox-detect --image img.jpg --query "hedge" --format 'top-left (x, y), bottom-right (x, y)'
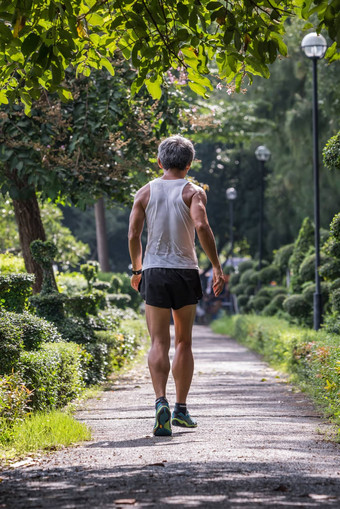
top-left (212, 315), bottom-right (340, 432)
top-left (20, 342), bottom-right (85, 411)
top-left (0, 274), bottom-right (35, 313)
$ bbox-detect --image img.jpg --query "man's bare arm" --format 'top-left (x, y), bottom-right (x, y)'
top-left (190, 189), bottom-right (224, 296)
top-left (128, 190), bottom-right (146, 291)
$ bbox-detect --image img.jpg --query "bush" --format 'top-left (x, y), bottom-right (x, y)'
top-left (299, 254), bottom-right (317, 283)
top-left (56, 317), bottom-right (95, 344)
top-left (258, 265), bottom-right (280, 285)
top-left (319, 259), bottom-right (340, 281)
top-left (330, 278), bottom-right (340, 292)
top-left (331, 289), bottom-right (340, 313)
top-left (262, 294), bottom-right (287, 316)
top-left (229, 272), bottom-right (240, 288)
top-left (0, 312), bottom-right (23, 374)
top-left (273, 244), bottom-right (294, 273)
top-left (232, 283), bottom-right (247, 296)
top-left (4, 312), bottom-right (63, 351)
top-left (302, 282), bottom-right (330, 306)
top-left (240, 268), bottom-right (256, 286)
top-left (95, 329), bottom-right (141, 372)
top-left (237, 294), bottom-right (249, 308)
top-left (107, 293), bottom-right (131, 309)
top-left (20, 342), bottom-right (85, 411)
top-left (65, 290), bottom-right (106, 318)
top-left (29, 293), bottom-right (66, 322)
top-left (0, 253), bottom-right (26, 274)
top-left (0, 274), bottom-right (35, 313)
top-left (80, 261), bottom-right (99, 290)
top-left (83, 342), bottom-right (108, 385)
top-left (238, 260), bottom-right (253, 273)
top-left (283, 294), bottom-right (311, 321)
top-left (289, 218), bottom-right (314, 291)
top-left (323, 131), bottom-right (340, 172)
top-left (251, 295), bottom-right (270, 312)
top-left (330, 213), bottom-right (340, 241)
top-left (56, 272), bottom-right (88, 294)
top-left (0, 372), bottom-right (32, 439)
top-left (324, 237), bottom-right (340, 259)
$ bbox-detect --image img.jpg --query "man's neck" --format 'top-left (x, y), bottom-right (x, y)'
top-left (161, 168), bottom-right (187, 180)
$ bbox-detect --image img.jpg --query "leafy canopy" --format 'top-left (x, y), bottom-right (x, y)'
top-left (0, 0), bottom-right (339, 107)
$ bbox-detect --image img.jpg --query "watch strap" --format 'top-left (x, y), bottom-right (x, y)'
top-left (131, 269), bottom-right (142, 275)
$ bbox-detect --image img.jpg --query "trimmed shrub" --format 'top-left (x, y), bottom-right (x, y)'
top-left (65, 290), bottom-right (106, 318)
top-left (299, 254), bottom-right (317, 283)
top-left (319, 259), bottom-right (340, 281)
top-left (0, 274), bottom-right (35, 313)
top-left (238, 260), bottom-right (253, 273)
top-left (289, 217), bottom-right (314, 291)
top-left (262, 293), bottom-right (287, 316)
top-left (323, 131), bottom-right (340, 172)
top-left (302, 282), bottom-right (330, 306)
top-left (330, 278), bottom-right (340, 292)
top-left (5, 312), bottom-right (63, 350)
top-left (330, 212), bottom-right (340, 240)
top-left (258, 265), bottom-right (280, 285)
top-left (232, 283), bottom-right (247, 296)
top-left (20, 342), bottom-right (85, 411)
top-left (56, 317), bottom-right (95, 344)
top-left (0, 372), bottom-right (32, 438)
top-left (84, 342), bottom-right (108, 385)
top-left (283, 294), bottom-right (311, 320)
top-left (324, 237), bottom-right (340, 259)
top-left (331, 289), bottom-right (340, 313)
top-left (80, 261), bottom-right (99, 290)
top-left (229, 272), bottom-right (240, 288)
top-left (245, 285), bottom-right (256, 297)
top-left (56, 272), bottom-right (87, 294)
top-left (107, 294), bottom-right (132, 309)
top-left (29, 293), bottom-right (66, 322)
top-left (273, 243), bottom-right (294, 273)
top-left (237, 295), bottom-right (249, 308)
top-left (0, 312), bottom-right (23, 374)
top-left (240, 268), bottom-right (256, 286)
top-left (251, 295), bottom-right (270, 312)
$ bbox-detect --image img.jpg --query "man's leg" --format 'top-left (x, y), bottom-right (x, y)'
top-left (145, 304), bottom-right (171, 399)
top-left (171, 304), bottom-right (196, 404)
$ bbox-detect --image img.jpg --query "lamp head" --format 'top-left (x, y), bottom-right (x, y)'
top-left (301, 32), bottom-right (327, 59)
top-left (226, 187), bottom-right (237, 200)
top-left (255, 145), bottom-right (271, 162)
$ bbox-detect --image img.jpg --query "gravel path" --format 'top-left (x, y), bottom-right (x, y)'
top-left (1, 325), bottom-right (340, 508)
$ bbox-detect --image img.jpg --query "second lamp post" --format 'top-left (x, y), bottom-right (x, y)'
top-left (255, 145), bottom-right (271, 271)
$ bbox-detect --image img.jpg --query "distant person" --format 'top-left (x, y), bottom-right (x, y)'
top-left (128, 135), bottom-right (224, 436)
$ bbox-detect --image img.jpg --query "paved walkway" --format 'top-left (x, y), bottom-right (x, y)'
top-left (1, 325), bottom-right (340, 508)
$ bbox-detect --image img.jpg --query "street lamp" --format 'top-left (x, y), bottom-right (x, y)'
top-left (226, 187), bottom-right (237, 261)
top-left (255, 145), bottom-right (271, 271)
top-left (301, 32), bottom-right (327, 331)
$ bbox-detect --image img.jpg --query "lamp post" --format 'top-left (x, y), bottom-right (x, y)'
top-left (255, 145), bottom-right (271, 271)
top-left (226, 187), bottom-right (237, 262)
top-left (301, 32), bottom-right (327, 330)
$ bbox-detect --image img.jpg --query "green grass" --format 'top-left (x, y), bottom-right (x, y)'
top-left (0, 410), bottom-right (91, 465)
top-left (212, 314), bottom-right (340, 440)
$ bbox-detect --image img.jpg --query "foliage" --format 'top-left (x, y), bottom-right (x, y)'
top-left (30, 293), bottom-right (66, 322)
top-left (0, 311), bottom-right (23, 374)
top-left (80, 260), bottom-right (99, 291)
top-left (1, 0), bottom-right (340, 107)
top-left (65, 290), bottom-right (106, 318)
top-left (0, 273), bottom-right (34, 312)
top-left (30, 239), bottom-right (58, 294)
top-left (283, 294), bottom-right (312, 324)
top-left (20, 342), bottom-right (85, 411)
top-left (258, 265), bottom-right (280, 285)
top-left (323, 131), bottom-right (340, 172)
top-left (212, 314), bottom-right (340, 432)
top-left (0, 372), bottom-right (32, 441)
top-left (0, 253), bottom-right (25, 273)
top-left (0, 199), bottom-right (90, 268)
top-left (56, 271), bottom-right (88, 294)
top-left (289, 217), bottom-right (315, 292)
top-left (4, 311), bottom-right (63, 351)
top-left (331, 289), bottom-right (340, 313)
top-left (238, 260), bottom-right (254, 274)
top-left (273, 244), bottom-right (294, 273)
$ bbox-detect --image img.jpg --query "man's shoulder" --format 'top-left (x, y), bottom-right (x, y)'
top-left (134, 182), bottom-right (150, 208)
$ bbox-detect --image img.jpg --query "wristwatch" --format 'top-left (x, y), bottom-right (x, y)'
top-left (131, 269), bottom-right (142, 275)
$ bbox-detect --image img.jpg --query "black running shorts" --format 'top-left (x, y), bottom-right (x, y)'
top-left (139, 268), bottom-right (203, 310)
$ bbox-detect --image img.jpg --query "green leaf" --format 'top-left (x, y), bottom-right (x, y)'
top-left (145, 77), bottom-right (162, 100)
top-left (188, 81), bottom-right (207, 96)
top-left (0, 90), bottom-right (9, 105)
top-left (57, 87), bottom-right (73, 102)
top-left (223, 29), bottom-right (234, 45)
top-left (100, 58), bottom-right (115, 75)
top-left (206, 2), bottom-right (223, 11)
top-left (22, 33), bottom-right (41, 56)
top-left (51, 63), bottom-right (62, 84)
top-left (177, 2), bottom-right (189, 22)
top-left (0, 21), bottom-right (12, 42)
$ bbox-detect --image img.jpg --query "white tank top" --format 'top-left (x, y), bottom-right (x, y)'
top-left (142, 178), bottom-right (199, 270)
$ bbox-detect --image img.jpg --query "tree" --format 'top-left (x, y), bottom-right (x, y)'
top-left (0, 1), bottom-right (339, 108)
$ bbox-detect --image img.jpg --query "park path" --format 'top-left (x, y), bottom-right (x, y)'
top-left (1, 325), bottom-right (340, 508)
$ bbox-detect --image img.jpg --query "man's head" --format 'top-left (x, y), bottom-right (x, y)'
top-left (158, 135), bottom-right (195, 171)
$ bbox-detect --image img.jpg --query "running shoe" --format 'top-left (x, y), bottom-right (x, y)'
top-left (172, 411), bottom-right (197, 428)
top-left (153, 401), bottom-right (172, 436)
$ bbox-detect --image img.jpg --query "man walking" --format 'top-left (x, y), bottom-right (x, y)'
top-left (128, 135), bottom-right (224, 436)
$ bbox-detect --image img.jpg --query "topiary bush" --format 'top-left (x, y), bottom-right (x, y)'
top-left (4, 311), bottom-right (63, 351)
top-left (273, 243), bottom-right (294, 274)
top-left (319, 259), bottom-right (340, 281)
top-left (229, 272), bottom-right (240, 289)
top-left (0, 312), bottom-right (23, 374)
top-left (283, 294), bottom-right (312, 324)
top-left (289, 217), bottom-right (314, 292)
top-left (81, 261), bottom-right (99, 291)
top-left (0, 372), bottom-right (32, 440)
top-left (251, 295), bottom-right (270, 312)
top-left (331, 289), bottom-right (340, 313)
top-left (107, 293), bottom-right (132, 309)
top-left (29, 292), bottom-right (66, 322)
top-left (20, 342), bottom-right (85, 411)
top-left (30, 240), bottom-right (58, 295)
top-left (232, 283), bottom-right (247, 296)
top-left (262, 293), bottom-right (287, 316)
top-left (258, 265), bottom-right (280, 285)
top-left (0, 274), bottom-right (35, 313)
top-left (238, 260), bottom-right (254, 274)
top-left (240, 268), bottom-right (256, 286)
top-left (323, 130), bottom-right (340, 172)
top-left (64, 290), bottom-right (106, 318)
top-left (237, 295), bottom-right (249, 308)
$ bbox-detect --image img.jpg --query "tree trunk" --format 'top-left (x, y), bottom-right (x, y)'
top-left (95, 197), bottom-right (110, 272)
top-left (12, 194), bottom-right (48, 293)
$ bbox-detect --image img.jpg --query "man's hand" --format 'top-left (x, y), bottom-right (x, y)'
top-left (212, 268), bottom-right (225, 297)
top-left (131, 273), bottom-right (142, 291)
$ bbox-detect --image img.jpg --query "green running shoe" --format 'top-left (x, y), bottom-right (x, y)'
top-left (153, 403), bottom-right (172, 436)
top-left (172, 411), bottom-right (197, 428)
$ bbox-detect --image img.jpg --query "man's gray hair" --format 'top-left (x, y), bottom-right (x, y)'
top-left (158, 135), bottom-right (195, 171)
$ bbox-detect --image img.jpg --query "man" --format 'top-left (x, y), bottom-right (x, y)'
top-left (128, 135), bottom-right (224, 437)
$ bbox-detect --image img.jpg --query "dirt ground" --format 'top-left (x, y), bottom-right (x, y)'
top-left (1, 325), bottom-right (340, 508)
